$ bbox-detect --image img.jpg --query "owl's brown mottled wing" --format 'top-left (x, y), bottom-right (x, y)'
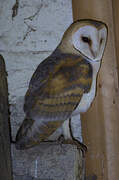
top-left (16, 52), bottom-right (92, 149)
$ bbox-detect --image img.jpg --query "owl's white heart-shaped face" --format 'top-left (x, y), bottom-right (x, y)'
top-left (72, 25), bottom-right (107, 61)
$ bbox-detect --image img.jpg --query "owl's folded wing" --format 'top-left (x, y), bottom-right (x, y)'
top-left (16, 56), bottom-right (92, 149)
top-left (24, 56), bottom-right (92, 121)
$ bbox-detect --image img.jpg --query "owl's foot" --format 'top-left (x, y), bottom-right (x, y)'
top-left (72, 139), bottom-right (87, 157)
top-left (57, 134), bottom-right (65, 144)
top-left (58, 137), bottom-right (87, 157)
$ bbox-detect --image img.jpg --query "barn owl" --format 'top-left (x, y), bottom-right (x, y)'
top-left (15, 19), bottom-right (108, 151)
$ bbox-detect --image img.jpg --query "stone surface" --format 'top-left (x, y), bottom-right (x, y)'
top-left (12, 144), bottom-right (84, 180)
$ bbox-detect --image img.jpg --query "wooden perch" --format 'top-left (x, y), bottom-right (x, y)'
top-left (0, 55), bottom-right (13, 180)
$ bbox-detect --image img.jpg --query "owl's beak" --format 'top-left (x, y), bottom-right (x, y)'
top-left (90, 48), bottom-right (97, 59)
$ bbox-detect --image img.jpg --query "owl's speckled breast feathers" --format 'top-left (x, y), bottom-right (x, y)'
top-left (15, 19), bottom-right (107, 150)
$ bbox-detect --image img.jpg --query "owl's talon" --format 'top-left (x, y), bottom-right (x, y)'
top-left (58, 138), bottom-right (87, 157)
top-left (73, 139), bottom-right (87, 157)
top-left (57, 134), bottom-right (65, 144)
top-left (57, 135), bottom-right (67, 154)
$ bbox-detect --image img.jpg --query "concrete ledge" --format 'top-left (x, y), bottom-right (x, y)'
top-left (12, 144), bottom-right (84, 180)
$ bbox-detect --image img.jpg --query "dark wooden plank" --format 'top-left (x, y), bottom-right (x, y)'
top-left (0, 55), bottom-right (13, 180)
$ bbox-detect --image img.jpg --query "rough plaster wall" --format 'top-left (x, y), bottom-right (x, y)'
top-left (0, 0), bottom-right (83, 179)
top-left (0, 0), bottom-right (73, 140)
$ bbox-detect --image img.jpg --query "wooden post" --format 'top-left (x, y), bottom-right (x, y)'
top-left (72, 1), bottom-right (119, 180)
top-left (0, 55), bottom-right (13, 180)
top-left (112, 0), bottom-right (119, 82)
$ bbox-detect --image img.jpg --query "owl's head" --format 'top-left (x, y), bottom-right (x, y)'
top-left (60, 19), bottom-right (108, 62)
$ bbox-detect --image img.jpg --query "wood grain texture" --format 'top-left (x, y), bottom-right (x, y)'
top-left (72, 0), bottom-right (119, 180)
top-left (0, 55), bottom-right (13, 180)
top-left (112, 0), bottom-right (119, 83)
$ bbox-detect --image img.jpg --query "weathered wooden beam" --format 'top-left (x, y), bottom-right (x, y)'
top-left (72, 0), bottom-right (119, 180)
top-left (0, 55), bottom-right (13, 180)
top-left (112, 0), bottom-right (119, 82)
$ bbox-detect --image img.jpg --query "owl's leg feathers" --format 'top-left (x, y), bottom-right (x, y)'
top-left (70, 115), bottom-right (87, 155)
top-left (61, 116), bottom-right (87, 155)
top-left (70, 114), bottom-right (82, 142)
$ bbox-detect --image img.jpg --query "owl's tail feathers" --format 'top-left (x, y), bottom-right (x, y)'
top-left (15, 117), bottom-right (63, 150)
top-left (15, 118), bottom-right (38, 150)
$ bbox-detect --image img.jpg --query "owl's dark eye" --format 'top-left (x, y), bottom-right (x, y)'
top-left (81, 36), bottom-right (91, 44)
